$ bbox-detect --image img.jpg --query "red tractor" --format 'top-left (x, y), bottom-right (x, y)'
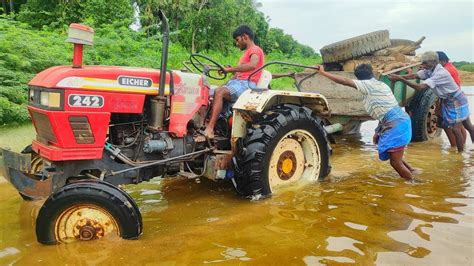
top-left (0, 12), bottom-right (331, 244)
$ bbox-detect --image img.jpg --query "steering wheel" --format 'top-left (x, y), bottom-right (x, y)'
top-left (189, 54), bottom-right (227, 80)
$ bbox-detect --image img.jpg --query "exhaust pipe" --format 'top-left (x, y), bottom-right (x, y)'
top-left (149, 10), bottom-right (169, 131)
top-left (66, 23), bottom-right (94, 68)
top-left (157, 10), bottom-right (169, 97)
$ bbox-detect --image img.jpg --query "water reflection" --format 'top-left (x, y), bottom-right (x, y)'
top-left (0, 90), bottom-right (472, 265)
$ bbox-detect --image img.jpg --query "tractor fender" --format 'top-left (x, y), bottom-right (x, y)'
top-left (233, 89), bottom-right (330, 114)
top-left (231, 89), bottom-right (330, 139)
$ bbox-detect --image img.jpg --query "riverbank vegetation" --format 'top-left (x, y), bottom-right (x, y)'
top-left (0, 0), bottom-right (322, 125)
top-left (1, 1), bottom-right (473, 125)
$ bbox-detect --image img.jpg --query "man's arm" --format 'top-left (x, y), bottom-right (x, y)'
top-left (317, 65), bottom-right (356, 89)
top-left (390, 75), bottom-right (429, 91)
top-left (224, 54), bottom-right (259, 73)
top-left (390, 73), bottom-right (419, 80)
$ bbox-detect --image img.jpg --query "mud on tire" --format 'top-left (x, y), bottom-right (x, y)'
top-left (320, 30), bottom-right (391, 63)
top-left (36, 180), bottom-right (142, 244)
top-left (235, 104), bottom-right (331, 197)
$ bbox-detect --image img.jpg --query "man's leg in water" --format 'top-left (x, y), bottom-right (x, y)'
top-left (204, 86), bottom-right (231, 138)
top-left (462, 118), bottom-right (474, 143)
top-left (452, 123), bottom-right (465, 152)
top-left (445, 127), bottom-right (467, 148)
top-left (444, 128), bottom-right (456, 147)
top-left (402, 160), bottom-right (414, 172)
top-left (389, 149), bottom-right (413, 180)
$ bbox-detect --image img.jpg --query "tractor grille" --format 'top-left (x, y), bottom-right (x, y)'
top-left (31, 111), bottom-right (57, 143)
top-left (69, 116), bottom-right (95, 144)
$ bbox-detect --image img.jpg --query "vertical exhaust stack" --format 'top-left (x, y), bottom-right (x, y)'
top-left (148, 10), bottom-right (169, 131)
top-left (66, 24), bottom-right (95, 68)
top-left (157, 10), bottom-right (169, 97)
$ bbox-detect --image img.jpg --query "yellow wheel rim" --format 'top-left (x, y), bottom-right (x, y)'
top-left (268, 129), bottom-right (321, 192)
top-left (55, 204), bottom-right (120, 243)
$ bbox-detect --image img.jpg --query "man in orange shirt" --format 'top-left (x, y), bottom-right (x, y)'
top-left (203, 25), bottom-right (265, 139)
top-left (437, 51), bottom-right (461, 86)
top-left (436, 51), bottom-right (467, 146)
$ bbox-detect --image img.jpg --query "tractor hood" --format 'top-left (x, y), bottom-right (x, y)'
top-left (28, 65), bottom-right (184, 95)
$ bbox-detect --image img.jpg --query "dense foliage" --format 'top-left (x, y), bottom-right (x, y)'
top-left (0, 16), bottom-right (321, 125)
top-left (0, 0), bottom-right (324, 125)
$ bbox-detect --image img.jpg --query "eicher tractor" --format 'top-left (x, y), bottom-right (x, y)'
top-left (0, 12), bottom-right (332, 244)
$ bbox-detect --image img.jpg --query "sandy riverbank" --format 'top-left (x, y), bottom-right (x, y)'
top-left (460, 70), bottom-right (474, 86)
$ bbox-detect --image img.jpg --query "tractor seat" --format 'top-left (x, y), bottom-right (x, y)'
top-left (256, 70), bottom-right (272, 89)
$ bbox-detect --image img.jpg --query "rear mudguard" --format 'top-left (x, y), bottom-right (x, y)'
top-left (0, 148), bottom-right (52, 200)
top-left (231, 89), bottom-right (331, 139)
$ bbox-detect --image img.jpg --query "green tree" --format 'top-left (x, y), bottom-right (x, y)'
top-left (17, 0), bottom-right (133, 28)
top-left (1, 0), bottom-right (27, 14)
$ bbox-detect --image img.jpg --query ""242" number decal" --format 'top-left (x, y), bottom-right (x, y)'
top-left (68, 94), bottom-right (104, 108)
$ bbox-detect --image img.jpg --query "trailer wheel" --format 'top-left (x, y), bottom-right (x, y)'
top-left (320, 30), bottom-right (390, 63)
top-left (236, 104), bottom-right (331, 197)
top-left (36, 181), bottom-right (142, 244)
top-left (409, 89), bottom-right (441, 141)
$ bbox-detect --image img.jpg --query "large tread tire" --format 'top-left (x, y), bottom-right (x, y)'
top-left (235, 104), bottom-right (331, 197)
top-left (320, 30), bottom-right (391, 63)
top-left (36, 181), bottom-right (142, 244)
top-left (389, 39), bottom-right (419, 56)
top-left (408, 89), bottom-right (441, 142)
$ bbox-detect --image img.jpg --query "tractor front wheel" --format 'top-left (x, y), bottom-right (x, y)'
top-left (36, 180), bottom-right (142, 244)
top-left (236, 104), bottom-right (331, 197)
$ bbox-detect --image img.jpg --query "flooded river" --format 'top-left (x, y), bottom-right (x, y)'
top-left (0, 88), bottom-right (473, 265)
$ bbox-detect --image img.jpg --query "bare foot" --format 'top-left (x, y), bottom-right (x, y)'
top-left (406, 177), bottom-right (424, 184)
top-left (203, 127), bottom-right (215, 139)
top-left (410, 168), bottom-right (423, 175)
top-left (194, 128), bottom-right (215, 143)
top-left (194, 135), bottom-right (206, 143)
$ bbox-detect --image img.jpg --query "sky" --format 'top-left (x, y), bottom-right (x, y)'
top-left (258, 0), bottom-right (473, 62)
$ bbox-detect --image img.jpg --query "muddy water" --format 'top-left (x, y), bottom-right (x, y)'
top-left (0, 89), bottom-right (473, 265)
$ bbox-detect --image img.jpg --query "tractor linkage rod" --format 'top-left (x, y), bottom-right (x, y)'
top-left (108, 148), bottom-right (213, 176)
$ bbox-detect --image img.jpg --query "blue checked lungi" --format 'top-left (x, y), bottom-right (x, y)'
top-left (439, 90), bottom-right (469, 128)
top-left (224, 79), bottom-right (256, 102)
top-left (209, 79), bottom-right (256, 119)
top-left (375, 106), bottom-right (412, 161)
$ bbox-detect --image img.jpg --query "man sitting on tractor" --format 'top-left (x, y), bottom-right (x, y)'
top-left (203, 25), bottom-right (265, 139)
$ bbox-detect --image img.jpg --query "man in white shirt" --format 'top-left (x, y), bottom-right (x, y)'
top-left (389, 51), bottom-right (473, 152)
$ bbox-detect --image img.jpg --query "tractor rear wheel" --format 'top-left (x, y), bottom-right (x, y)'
top-left (36, 180), bottom-right (142, 244)
top-left (235, 104), bottom-right (331, 197)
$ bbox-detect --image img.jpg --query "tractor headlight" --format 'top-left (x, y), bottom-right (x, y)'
top-left (28, 86), bottom-right (64, 110)
top-left (29, 89), bottom-right (35, 102)
top-left (40, 91), bottom-right (61, 108)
